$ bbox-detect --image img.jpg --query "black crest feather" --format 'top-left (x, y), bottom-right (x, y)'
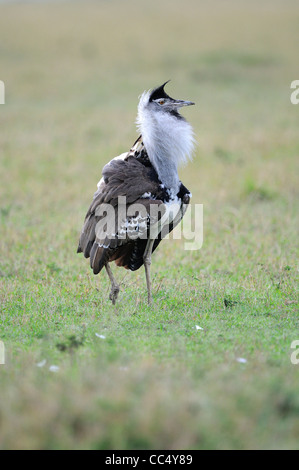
top-left (149, 80), bottom-right (171, 102)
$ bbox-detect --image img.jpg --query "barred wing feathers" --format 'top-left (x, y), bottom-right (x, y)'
top-left (77, 156), bottom-right (168, 274)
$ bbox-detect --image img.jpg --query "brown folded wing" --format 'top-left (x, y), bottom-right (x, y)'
top-left (77, 156), bottom-right (169, 273)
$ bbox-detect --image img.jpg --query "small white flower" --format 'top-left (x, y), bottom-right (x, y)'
top-left (95, 333), bottom-right (106, 339)
top-left (49, 365), bottom-right (60, 372)
top-left (36, 359), bottom-right (46, 368)
top-left (195, 325), bottom-right (203, 330)
top-left (236, 358), bottom-right (247, 364)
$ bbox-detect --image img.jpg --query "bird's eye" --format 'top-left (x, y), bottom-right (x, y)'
top-left (158, 99), bottom-right (165, 105)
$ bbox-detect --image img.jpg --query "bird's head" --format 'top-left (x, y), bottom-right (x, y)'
top-left (138, 80), bottom-right (195, 120)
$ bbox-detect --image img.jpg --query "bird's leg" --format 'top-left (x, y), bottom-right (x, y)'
top-left (105, 263), bottom-right (120, 305)
top-left (143, 238), bottom-right (155, 305)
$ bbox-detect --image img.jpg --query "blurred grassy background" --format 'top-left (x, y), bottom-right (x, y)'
top-left (0, 0), bottom-right (299, 450)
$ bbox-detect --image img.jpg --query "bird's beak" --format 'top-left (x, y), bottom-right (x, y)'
top-left (173, 99), bottom-right (195, 108)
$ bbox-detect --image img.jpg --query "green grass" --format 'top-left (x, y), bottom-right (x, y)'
top-left (0, 0), bottom-right (299, 450)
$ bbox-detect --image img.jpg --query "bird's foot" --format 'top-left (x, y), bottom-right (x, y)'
top-left (109, 284), bottom-right (120, 305)
top-left (148, 292), bottom-right (153, 306)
